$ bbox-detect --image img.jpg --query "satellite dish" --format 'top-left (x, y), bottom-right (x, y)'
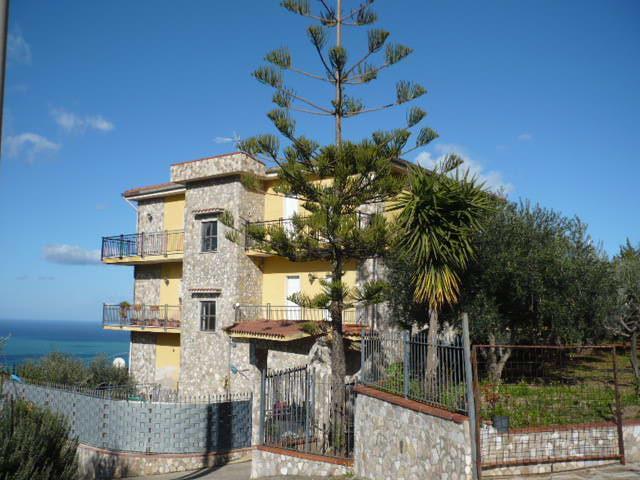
top-left (113, 357), bottom-right (126, 369)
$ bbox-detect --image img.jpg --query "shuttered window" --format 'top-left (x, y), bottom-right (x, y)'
top-left (200, 301), bottom-right (216, 331)
top-left (201, 221), bottom-right (217, 252)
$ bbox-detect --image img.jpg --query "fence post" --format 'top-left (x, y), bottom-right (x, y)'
top-left (462, 313), bottom-right (480, 480)
top-left (119, 234), bottom-right (124, 259)
top-left (360, 328), bottom-right (366, 384)
top-left (612, 345), bottom-right (626, 465)
top-left (259, 367), bottom-right (266, 445)
top-left (304, 369), bottom-right (311, 452)
top-left (402, 330), bottom-right (410, 398)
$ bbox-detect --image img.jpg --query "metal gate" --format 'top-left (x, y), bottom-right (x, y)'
top-left (259, 365), bottom-right (355, 460)
top-left (472, 345), bottom-right (625, 472)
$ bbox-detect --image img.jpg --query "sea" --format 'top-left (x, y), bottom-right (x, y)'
top-left (0, 318), bottom-right (130, 366)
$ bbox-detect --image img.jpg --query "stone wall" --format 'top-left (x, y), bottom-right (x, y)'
top-left (129, 331), bottom-right (156, 384)
top-left (171, 152), bottom-right (266, 184)
top-left (354, 390), bottom-right (473, 480)
top-left (482, 422), bottom-right (640, 476)
top-left (179, 175), bottom-right (264, 396)
top-left (251, 447), bottom-right (350, 478)
top-left (77, 444), bottom-right (251, 479)
top-left (133, 265), bottom-right (161, 305)
top-left (137, 198), bottom-right (164, 233)
top-left (624, 422), bottom-right (640, 462)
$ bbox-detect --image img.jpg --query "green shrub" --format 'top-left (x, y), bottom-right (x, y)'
top-left (17, 352), bottom-right (133, 388)
top-left (0, 398), bottom-right (78, 480)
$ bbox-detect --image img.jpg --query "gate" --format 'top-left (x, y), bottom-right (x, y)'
top-left (472, 345), bottom-right (625, 472)
top-left (259, 365), bottom-right (355, 460)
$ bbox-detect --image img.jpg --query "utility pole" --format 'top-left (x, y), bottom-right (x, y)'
top-left (0, 0), bottom-right (9, 158)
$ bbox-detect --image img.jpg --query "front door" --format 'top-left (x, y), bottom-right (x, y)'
top-left (286, 275), bottom-right (301, 321)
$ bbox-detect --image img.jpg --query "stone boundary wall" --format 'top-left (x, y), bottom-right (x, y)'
top-left (3, 380), bottom-right (252, 455)
top-left (77, 443), bottom-right (251, 479)
top-left (354, 386), bottom-right (473, 480)
top-left (482, 421), bottom-right (640, 477)
top-left (250, 446), bottom-right (351, 478)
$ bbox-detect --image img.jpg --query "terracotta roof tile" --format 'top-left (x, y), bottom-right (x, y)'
top-left (226, 320), bottom-right (365, 342)
top-left (123, 182), bottom-right (183, 198)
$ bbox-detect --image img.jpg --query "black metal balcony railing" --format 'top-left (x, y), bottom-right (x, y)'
top-left (101, 230), bottom-right (184, 260)
top-left (234, 304), bottom-right (362, 325)
top-left (244, 212), bottom-right (373, 251)
top-left (103, 304), bottom-right (181, 329)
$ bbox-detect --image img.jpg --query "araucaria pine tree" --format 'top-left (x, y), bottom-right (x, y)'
top-left (235, 0), bottom-right (438, 400)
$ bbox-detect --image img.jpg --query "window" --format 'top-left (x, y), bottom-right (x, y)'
top-left (201, 221), bottom-right (217, 252)
top-left (200, 301), bottom-right (216, 331)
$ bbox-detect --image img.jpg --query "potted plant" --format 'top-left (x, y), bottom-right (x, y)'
top-left (119, 301), bottom-right (131, 325)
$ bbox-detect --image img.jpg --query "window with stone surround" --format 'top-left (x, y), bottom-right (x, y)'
top-left (200, 301), bottom-right (216, 331)
top-left (201, 220), bottom-right (218, 252)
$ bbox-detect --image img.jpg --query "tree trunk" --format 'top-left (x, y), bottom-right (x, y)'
top-left (487, 333), bottom-right (511, 383)
top-left (425, 309), bottom-right (439, 393)
top-left (329, 255), bottom-right (346, 418)
top-left (334, 0), bottom-right (343, 147)
top-left (631, 331), bottom-right (640, 395)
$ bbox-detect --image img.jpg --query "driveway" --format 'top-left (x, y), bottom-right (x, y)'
top-left (132, 460), bottom-right (640, 479)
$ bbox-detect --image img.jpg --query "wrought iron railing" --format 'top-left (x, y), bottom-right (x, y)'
top-left (360, 330), bottom-right (468, 414)
top-left (103, 304), bottom-right (181, 329)
top-left (244, 212), bottom-right (373, 250)
top-left (101, 230), bottom-right (184, 260)
top-left (234, 304), bottom-right (361, 325)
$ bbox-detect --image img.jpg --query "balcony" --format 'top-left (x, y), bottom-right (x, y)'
top-left (227, 304), bottom-right (367, 342)
top-left (103, 304), bottom-right (181, 332)
top-left (244, 213), bottom-right (372, 256)
top-left (101, 230), bottom-right (184, 265)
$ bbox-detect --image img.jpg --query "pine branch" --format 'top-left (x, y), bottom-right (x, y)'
top-left (291, 107), bottom-right (333, 116)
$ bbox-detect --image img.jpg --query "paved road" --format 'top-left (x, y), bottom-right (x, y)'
top-left (522, 462), bottom-right (640, 479)
top-left (133, 461), bottom-right (640, 479)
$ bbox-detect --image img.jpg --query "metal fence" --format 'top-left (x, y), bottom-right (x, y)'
top-left (361, 330), bottom-right (468, 414)
top-left (235, 304), bottom-right (359, 325)
top-left (2, 379), bottom-right (253, 454)
top-left (101, 230), bottom-right (184, 260)
top-left (103, 303), bottom-right (181, 329)
top-left (260, 366), bottom-right (355, 460)
top-left (472, 345), bottom-right (625, 470)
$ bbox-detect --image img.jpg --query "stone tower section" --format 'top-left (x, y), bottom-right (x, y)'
top-left (171, 153), bottom-right (265, 395)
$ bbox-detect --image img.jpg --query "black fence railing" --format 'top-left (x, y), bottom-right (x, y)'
top-left (244, 212), bottom-right (373, 251)
top-left (103, 304), bottom-right (181, 329)
top-left (260, 365), bottom-right (355, 460)
top-left (234, 304), bottom-right (360, 325)
top-left (361, 330), bottom-right (468, 414)
top-left (101, 230), bottom-right (184, 260)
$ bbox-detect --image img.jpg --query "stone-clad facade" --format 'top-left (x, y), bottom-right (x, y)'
top-left (108, 151), bottom-right (373, 400)
top-left (178, 175), bottom-right (264, 395)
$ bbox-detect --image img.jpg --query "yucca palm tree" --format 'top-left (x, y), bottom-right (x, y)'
top-left (390, 156), bottom-right (492, 380)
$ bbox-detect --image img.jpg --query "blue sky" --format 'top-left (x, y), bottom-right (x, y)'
top-left (0, 0), bottom-right (638, 322)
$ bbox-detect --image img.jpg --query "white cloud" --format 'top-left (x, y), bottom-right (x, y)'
top-left (8, 31), bottom-right (31, 65)
top-left (5, 133), bottom-right (60, 163)
top-left (517, 133), bottom-right (533, 141)
top-left (43, 244), bottom-right (101, 265)
top-left (415, 144), bottom-right (514, 194)
top-left (213, 132), bottom-right (240, 144)
top-left (50, 107), bottom-right (114, 133)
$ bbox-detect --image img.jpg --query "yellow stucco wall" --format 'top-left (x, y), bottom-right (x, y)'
top-left (163, 194), bottom-right (185, 231)
top-left (264, 180), bottom-right (284, 221)
top-left (261, 257), bottom-right (358, 305)
top-left (159, 263), bottom-right (182, 305)
top-left (155, 333), bottom-right (180, 389)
